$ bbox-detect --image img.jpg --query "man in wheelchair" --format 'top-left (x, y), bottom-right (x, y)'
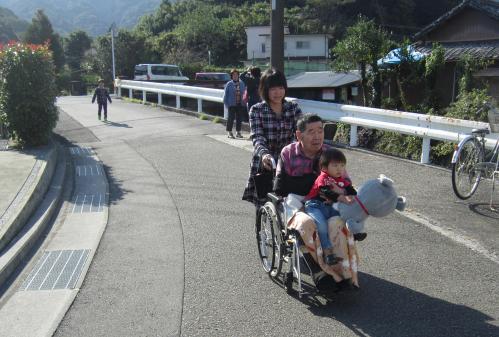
top-left (256, 113), bottom-right (356, 294)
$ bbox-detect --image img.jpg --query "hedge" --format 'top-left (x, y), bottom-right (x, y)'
top-left (0, 41), bottom-right (58, 146)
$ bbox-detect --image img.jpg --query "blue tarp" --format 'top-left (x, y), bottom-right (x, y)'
top-left (377, 46), bottom-right (426, 67)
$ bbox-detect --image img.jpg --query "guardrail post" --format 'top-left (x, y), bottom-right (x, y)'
top-left (117, 87), bottom-right (121, 97)
top-left (142, 91), bottom-right (146, 104)
top-left (421, 137), bottom-right (431, 164)
top-left (349, 125), bottom-right (358, 147)
top-left (129, 88), bottom-right (133, 99)
top-left (176, 95), bottom-right (181, 109)
top-left (158, 93), bottom-right (162, 105)
top-left (197, 98), bottom-right (202, 113)
top-left (224, 106), bottom-right (228, 119)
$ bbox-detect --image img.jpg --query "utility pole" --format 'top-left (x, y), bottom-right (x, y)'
top-left (270, 0), bottom-right (284, 73)
top-left (110, 23), bottom-right (116, 82)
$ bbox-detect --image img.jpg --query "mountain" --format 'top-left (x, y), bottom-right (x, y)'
top-left (0, 0), bottom-right (163, 36)
top-left (0, 6), bottom-right (29, 42)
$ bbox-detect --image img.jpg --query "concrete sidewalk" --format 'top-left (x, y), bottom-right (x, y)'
top-left (0, 142), bottom-right (60, 288)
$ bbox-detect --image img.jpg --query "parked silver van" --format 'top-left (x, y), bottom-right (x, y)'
top-left (133, 64), bottom-right (189, 82)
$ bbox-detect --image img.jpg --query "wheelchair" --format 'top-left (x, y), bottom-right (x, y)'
top-left (255, 192), bottom-right (318, 298)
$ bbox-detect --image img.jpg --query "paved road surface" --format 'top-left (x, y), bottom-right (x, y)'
top-left (52, 96), bottom-right (498, 337)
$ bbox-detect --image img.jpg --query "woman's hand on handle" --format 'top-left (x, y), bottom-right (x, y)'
top-left (262, 154), bottom-right (276, 171)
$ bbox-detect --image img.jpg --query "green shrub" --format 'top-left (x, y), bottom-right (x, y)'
top-left (199, 113), bottom-right (208, 120)
top-left (212, 116), bottom-right (221, 123)
top-left (444, 88), bottom-right (492, 122)
top-left (373, 131), bottom-right (422, 161)
top-left (0, 42), bottom-right (58, 146)
top-left (333, 122), bottom-right (350, 144)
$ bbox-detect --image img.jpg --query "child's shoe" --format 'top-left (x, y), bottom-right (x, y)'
top-left (323, 248), bottom-right (342, 265)
top-left (227, 132), bottom-right (235, 139)
top-left (325, 253), bottom-right (342, 265)
top-left (236, 132), bottom-right (243, 138)
top-left (353, 233), bottom-right (367, 241)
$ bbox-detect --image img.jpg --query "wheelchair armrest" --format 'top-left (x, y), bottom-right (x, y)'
top-left (266, 192), bottom-right (282, 204)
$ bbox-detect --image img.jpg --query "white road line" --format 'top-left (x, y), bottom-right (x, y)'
top-left (71, 194), bottom-right (80, 213)
top-left (402, 209), bottom-right (499, 265)
top-left (81, 194), bottom-right (87, 214)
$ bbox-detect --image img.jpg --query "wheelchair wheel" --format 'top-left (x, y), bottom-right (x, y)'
top-left (256, 201), bottom-right (283, 277)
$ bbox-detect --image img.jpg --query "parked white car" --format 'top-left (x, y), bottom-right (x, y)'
top-left (133, 64), bottom-right (189, 82)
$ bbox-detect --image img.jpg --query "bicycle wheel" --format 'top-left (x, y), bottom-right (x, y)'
top-left (452, 138), bottom-right (484, 199)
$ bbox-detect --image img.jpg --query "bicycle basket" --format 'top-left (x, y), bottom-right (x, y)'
top-left (489, 105), bottom-right (499, 133)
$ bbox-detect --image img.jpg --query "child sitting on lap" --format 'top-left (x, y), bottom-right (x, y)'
top-left (304, 148), bottom-right (358, 266)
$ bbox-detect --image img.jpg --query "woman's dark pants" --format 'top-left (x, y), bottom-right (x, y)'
top-left (226, 105), bottom-right (246, 132)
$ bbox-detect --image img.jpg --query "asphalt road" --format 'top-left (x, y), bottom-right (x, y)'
top-left (52, 96), bottom-right (498, 337)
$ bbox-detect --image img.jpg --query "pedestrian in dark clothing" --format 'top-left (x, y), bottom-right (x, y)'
top-left (223, 69), bottom-right (246, 138)
top-left (92, 79), bottom-right (112, 121)
top-left (240, 66), bottom-right (261, 111)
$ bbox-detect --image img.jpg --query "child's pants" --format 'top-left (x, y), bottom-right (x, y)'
top-left (98, 103), bottom-right (108, 118)
top-left (304, 199), bottom-right (340, 250)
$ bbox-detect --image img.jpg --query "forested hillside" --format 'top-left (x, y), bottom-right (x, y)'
top-left (0, 0), bottom-right (163, 36)
top-left (0, 6), bottom-right (29, 43)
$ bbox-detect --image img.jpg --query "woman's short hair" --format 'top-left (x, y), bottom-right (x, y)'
top-left (320, 148), bottom-right (347, 168)
top-left (230, 68), bottom-right (239, 76)
top-left (259, 68), bottom-right (287, 103)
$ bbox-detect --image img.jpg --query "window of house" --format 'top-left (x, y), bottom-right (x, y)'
top-left (261, 43), bottom-right (266, 53)
top-left (296, 41), bottom-right (310, 49)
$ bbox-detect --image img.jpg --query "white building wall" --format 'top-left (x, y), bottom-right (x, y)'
top-left (246, 26), bottom-right (328, 60)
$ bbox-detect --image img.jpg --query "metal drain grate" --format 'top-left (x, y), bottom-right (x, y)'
top-left (69, 147), bottom-right (94, 156)
top-left (71, 193), bottom-right (105, 213)
top-left (20, 249), bottom-right (90, 291)
top-left (76, 164), bottom-right (104, 176)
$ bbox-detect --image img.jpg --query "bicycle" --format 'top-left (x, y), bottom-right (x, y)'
top-left (451, 103), bottom-right (499, 209)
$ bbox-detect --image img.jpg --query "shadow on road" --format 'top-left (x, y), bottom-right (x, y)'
top-left (103, 163), bottom-right (131, 206)
top-left (469, 203), bottom-right (499, 219)
top-left (103, 120), bottom-right (132, 128)
top-left (301, 273), bottom-right (498, 336)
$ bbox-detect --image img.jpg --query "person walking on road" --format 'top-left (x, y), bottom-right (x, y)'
top-left (92, 79), bottom-right (112, 121)
top-left (240, 66), bottom-right (261, 112)
top-left (223, 69), bottom-right (246, 139)
top-left (242, 68), bottom-right (302, 207)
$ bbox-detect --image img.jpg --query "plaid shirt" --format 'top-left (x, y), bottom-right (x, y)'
top-left (277, 142), bottom-right (328, 177)
top-left (242, 100), bottom-right (302, 206)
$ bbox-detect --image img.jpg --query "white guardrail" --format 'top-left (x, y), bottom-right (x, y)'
top-left (115, 80), bottom-right (498, 164)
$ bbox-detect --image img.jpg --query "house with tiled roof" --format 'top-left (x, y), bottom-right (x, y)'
top-left (412, 0), bottom-right (499, 104)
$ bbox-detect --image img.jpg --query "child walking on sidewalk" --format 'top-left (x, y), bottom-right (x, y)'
top-left (92, 79), bottom-right (112, 121)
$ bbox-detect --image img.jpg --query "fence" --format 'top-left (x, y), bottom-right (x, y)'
top-left (115, 80), bottom-right (498, 164)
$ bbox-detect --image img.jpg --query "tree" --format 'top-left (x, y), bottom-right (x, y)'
top-left (23, 9), bottom-right (64, 72)
top-left (64, 30), bottom-right (92, 75)
top-left (332, 16), bottom-right (391, 107)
